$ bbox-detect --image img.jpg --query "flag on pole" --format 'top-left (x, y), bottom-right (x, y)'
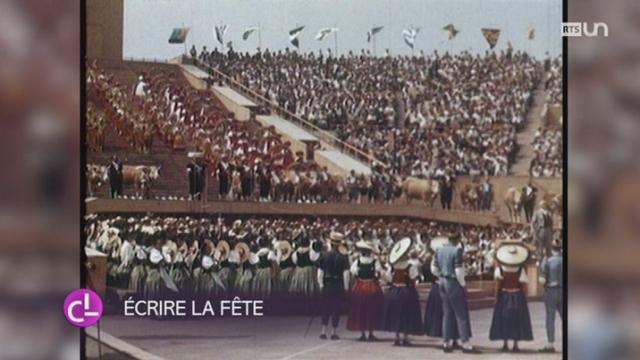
top-left (168, 27), bottom-right (190, 44)
top-left (443, 24), bottom-right (459, 40)
top-left (214, 25), bottom-right (229, 45)
top-left (367, 26), bottom-right (384, 42)
top-left (481, 28), bottom-right (501, 49)
top-left (227, 41), bottom-right (234, 50)
top-left (289, 25), bottom-right (305, 48)
top-left (242, 27), bottom-right (259, 41)
top-left (402, 27), bottom-right (420, 49)
top-left (316, 27), bottom-right (339, 41)
top-left (528, 27), bottom-right (535, 40)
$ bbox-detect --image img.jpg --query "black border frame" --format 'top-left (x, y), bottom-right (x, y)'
top-left (80, 0), bottom-right (87, 357)
top-left (78, 0), bottom-right (570, 358)
top-left (561, 0), bottom-right (568, 357)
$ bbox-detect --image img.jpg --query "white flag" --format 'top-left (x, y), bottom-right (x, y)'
top-left (316, 27), bottom-right (339, 41)
top-left (402, 27), bottom-right (420, 49)
top-left (214, 24), bottom-right (229, 45)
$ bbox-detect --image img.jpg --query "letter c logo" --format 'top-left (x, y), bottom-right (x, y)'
top-left (63, 289), bottom-right (103, 328)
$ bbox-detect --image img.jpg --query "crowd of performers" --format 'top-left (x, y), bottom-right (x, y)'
top-left (86, 214), bottom-right (562, 353)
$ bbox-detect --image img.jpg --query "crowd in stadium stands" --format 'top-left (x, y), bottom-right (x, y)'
top-left (530, 127), bottom-right (562, 178)
top-left (200, 48), bottom-right (540, 177)
top-left (86, 213), bottom-right (540, 300)
top-left (546, 56), bottom-right (563, 105)
top-left (529, 56), bottom-right (563, 178)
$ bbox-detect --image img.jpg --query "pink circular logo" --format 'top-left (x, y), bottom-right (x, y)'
top-left (63, 288), bottom-right (103, 327)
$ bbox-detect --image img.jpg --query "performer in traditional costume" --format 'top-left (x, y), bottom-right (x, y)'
top-left (317, 232), bottom-right (350, 340)
top-left (538, 240), bottom-right (563, 353)
top-left (144, 235), bottom-right (168, 300)
top-left (169, 235), bottom-right (194, 294)
top-left (289, 235), bottom-right (320, 297)
top-left (382, 237), bottom-right (423, 346)
top-left (233, 242), bottom-right (254, 296)
top-left (275, 240), bottom-right (295, 295)
top-left (432, 232), bottom-right (480, 353)
top-left (347, 240), bottom-right (384, 341)
top-left (489, 241), bottom-right (534, 352)
top-left (252, 237), bottom-right (277, 298)
top-left (193, 253), bottom-right (226, 299)
top-left (424, 236), bottom-right (460, 344)
top-left (216, 240), bottom-right (237, 294)
top-left (128, 242), bottom-right (147, 297)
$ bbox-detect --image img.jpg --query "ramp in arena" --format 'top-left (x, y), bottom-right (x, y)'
top-left (180, 64), bottom-right (210, 79)
top-left (85, 199), bottom-right (500, 226)
top-left (212, 86), bottom-right (258, 121)
top-left (315, 149), bottom-right (372, 175)
top-left (256, 115), bottom-right (318, 142)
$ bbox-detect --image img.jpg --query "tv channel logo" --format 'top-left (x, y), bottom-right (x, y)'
top-left (562, 22), bottom-right (609, 37)
top-left (63, 289), bottom-right (103, 327)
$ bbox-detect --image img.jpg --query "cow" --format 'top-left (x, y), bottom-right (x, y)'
top-left (86, 164), bottom-right (107, 197)
top-left (230, 170), bottom-right (242, 200)
top-left (121, 165), bottom-right (161, 199)
top-left (504, 187), bottom-right (524, 223)
top-left (401, 177), bottom-right (440, 206)
top-left (545, 192), bottom-right (563, 220)
top-left (460, 183), bottom-right (481, 211)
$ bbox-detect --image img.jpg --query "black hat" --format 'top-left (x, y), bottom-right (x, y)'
top-left (311, 240), bottom-right (324, 252)
top-left (257, 236), bottom-right (269, 248)
top-left (295, 233), bottom-right (310, 247)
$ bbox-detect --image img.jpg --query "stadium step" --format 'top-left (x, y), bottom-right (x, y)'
top-left (510, 73), bottom-right (550, 176)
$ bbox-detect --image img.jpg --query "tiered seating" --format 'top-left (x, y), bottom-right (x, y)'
top-left (203, 49), bottom-right (542, 177)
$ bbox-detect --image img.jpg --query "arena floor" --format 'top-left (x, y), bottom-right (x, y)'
top-left (98, 302), bottom-right (562, 360)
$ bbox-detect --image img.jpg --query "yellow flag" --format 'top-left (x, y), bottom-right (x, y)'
top-left (481, 28), bottom-right (501, 49)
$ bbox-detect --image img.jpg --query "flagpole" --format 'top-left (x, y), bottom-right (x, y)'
top-left (258, 22), bottom-right (262, 50)
top-left (373, 36), bottom-right (377, 56)
top-left (182, 22), bottom-right (187, 56)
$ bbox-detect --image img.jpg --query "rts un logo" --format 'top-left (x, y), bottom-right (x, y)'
top-left (63, 288), bottom-right (103, 327)
top-left (562, 22), bottom-right (609, 37)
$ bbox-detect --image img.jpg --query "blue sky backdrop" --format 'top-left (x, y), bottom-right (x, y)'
top-left (124, 0), bottom-right (562, 59)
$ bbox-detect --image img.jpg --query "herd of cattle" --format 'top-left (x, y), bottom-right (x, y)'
top-left (86, 164), bottom-right (561, 223)
top-left (86, 164), bottom-right (161, 199)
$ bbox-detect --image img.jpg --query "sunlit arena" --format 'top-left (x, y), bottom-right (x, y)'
top-left (84, 0), bottom-right (563, 358)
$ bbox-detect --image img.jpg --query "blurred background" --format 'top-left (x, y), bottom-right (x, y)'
top-left (0, 0), bottom-right (80, 359)
top-left (568, 0), bottom-right (640, 359)
top-left (1, 0), bottom-right (639, 358)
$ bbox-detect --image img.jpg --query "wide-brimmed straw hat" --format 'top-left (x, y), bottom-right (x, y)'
top-left (216, 240), bottom-right (231, 260)
top-left (355, 240), bottom-right (377, 254)
top-left (277, 240), bottom-right (293, 260)
top-left (495, 241), bottom-right (530, 266)
top-left (234, 242), bottom-right (251, 263)
top-left (389, 237), bottom-right (413, 264)
top-left (329, 231), bottom-right (344, 244)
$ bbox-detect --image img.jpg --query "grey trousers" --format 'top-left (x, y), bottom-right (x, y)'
top-left (535, 230), bottom-right (553, 258)
top-left (544, 287), bottom-right (563, 342)
top-left (439, 279), bottom-right (472, 342)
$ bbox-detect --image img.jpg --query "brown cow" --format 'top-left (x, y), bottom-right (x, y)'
top-left (86, 164), bottom-right (107, 197)
top-left (460, 183), bottom-right (481, 211)
top-left (504, 187), bottom-right (524, 223)
top-left (544, 192), bottom-right (563, 220)
top-left (401, 177), bottom-right (440, 206)
top-left (121, 165), bottom-right (161, 199)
